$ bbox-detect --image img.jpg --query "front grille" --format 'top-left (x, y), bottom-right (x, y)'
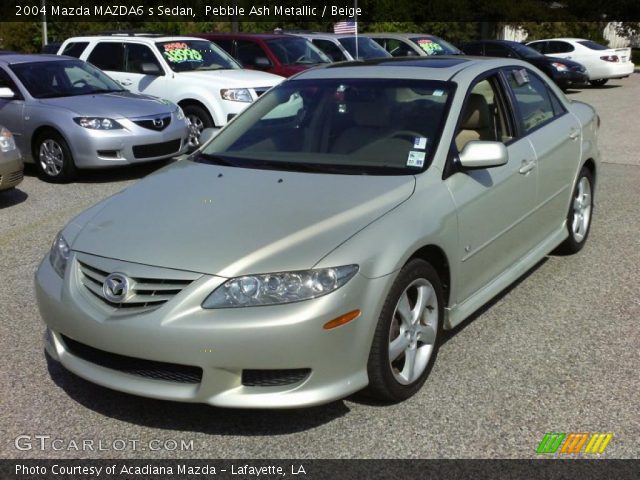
top-left (61, 335), bottom-right (202, 384)
top-left (133, 116), bottom-right (171, 131)
top-left (254, 87), bottom-right (270, 97)
top-left (77, 260), bottom-right (194, 314)
top-left (132, 139), bottom-right (181, 159)
top-left (242, 369), bottom-right (311, 387)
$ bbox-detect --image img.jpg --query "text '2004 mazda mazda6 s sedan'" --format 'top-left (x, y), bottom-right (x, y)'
top-left (36, 57), bottom-right (599, 408)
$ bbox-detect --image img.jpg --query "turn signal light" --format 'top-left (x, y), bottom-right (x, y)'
top-left (323, 310), bottom-right (361, 330)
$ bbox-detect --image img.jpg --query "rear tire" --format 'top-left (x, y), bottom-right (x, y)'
top-left (34, 131), bottom-right (77, 183)
top-left (183, 104), bottom-right (214, 150)
top-left (589, 79), bottom-right (608, 87)
top-left (364, 259), bottom-right (444, 403)
top-left (557, 167), bottom-right (594, 254)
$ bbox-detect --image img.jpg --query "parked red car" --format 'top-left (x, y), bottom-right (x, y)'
top-left (193, 33), bottom-right (331, 78)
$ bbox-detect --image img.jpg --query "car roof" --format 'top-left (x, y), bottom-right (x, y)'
top-left (198, 33), bottom-right (298, 41)
top-left (527, 38), bottom-right (586, 43)
top-left (364, 33), bottom-right (440, 39)
top-left (63, 35), bottom-right (212, 43)
top-left (0, 54), bottom-right (72, 65)
top-left (291, 56), bottom-right (517, 82)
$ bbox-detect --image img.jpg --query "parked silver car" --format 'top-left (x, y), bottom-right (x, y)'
top-left (0, 55), bottom-right (189, 182)
top-left (36, 57), bottom-right (599, 407)
top-left (0, 125), bottom-right (23, 191)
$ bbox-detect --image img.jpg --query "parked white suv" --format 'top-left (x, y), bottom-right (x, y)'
top-left (58, 34), bottom-right (284, 146)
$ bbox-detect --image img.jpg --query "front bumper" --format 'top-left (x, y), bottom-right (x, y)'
top-left (553, 70), bottom-right (589, 89)
top-left (0, 149), bottom-right (24, 190)
top-left (68, 117), bottom-right (190, 169)
top-left (36, 253), bottom-right (392, 408)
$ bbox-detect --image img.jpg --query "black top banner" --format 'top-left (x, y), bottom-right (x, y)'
top-left (6, 0), bottom-right (640, 22)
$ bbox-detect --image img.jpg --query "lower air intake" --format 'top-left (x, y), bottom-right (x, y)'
top-left (242, 368), bottom-right (311, 387)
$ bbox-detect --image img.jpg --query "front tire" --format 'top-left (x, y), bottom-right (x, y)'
top-left (557, 167), bottom-right (594, 254)
top-left (589, 79), bottom-right (608, 87)
top-left (34, 131), bottom-right (77, 183)
top-left (365, 259), bottom-right (444, 402)
top-left (183, 104), bottom-right (214, 150)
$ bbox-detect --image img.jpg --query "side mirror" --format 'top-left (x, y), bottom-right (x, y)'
top-left (459, 141), bottom-right (508, 169)
top-left (199, 128), bottom-right (220, 145)
top-left (254, 57), bottom-right (271, 69)
top-left (141, 62), bottom-right (163, 76)
top-left (0, 87), bottom-right (15, 99)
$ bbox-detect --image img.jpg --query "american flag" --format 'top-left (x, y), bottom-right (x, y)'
top-left (333, 19), bottom-right (357, 34)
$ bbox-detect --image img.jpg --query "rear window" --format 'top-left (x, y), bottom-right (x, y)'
top-left (578, 40), bottom-right (608, 51)
top-left (61, 42), bottom-right (88, 58)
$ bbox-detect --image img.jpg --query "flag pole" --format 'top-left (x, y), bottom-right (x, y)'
top-left (354, 0), bottom-right (358, 59)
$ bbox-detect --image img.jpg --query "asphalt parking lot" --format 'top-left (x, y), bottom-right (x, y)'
top-left (1, 75), bottom-right (638, 460)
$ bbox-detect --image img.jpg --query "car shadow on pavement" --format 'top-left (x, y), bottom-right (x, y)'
top-left (0, 187), bottom-right (28, 209)
top-left (23, 159), bottom-right (175, 184)
top-left (45, 353), bottom-right (350, 435)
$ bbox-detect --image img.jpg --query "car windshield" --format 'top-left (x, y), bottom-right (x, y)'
top-left (578, 40), bottom-right (608, 50)
top-left (156, 40), bottom-right (240, 72)
top-left (509, 43), bottom-right (544, 58)
top-left (410, 37), bottom-right (462, 55)
top-left (337, 37), bottom-right (391, 59)
top-left (10, 59), bottom-right (124, 99)
top-left (197, 78), bottom-right (453, 175)
top-left (266, 37), bottom-right (331, 65)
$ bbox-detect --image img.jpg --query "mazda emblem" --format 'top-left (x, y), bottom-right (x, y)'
top-left (103, 273), bottom-right (131, 303)
top-left (153, 118), bottom-right (164, 128)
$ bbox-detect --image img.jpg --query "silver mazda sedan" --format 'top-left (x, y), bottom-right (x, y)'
top-left (0, 55), bottom-right (189, 182)
top-left (36, 57), bottom-right (599, 407)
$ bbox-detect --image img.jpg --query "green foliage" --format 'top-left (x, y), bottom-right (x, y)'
top-left (515, 22), bottom-right (608, 44)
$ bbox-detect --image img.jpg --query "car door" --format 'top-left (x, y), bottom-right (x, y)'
top-left (117, 42), bottom-right (167, 96)
top-left (504, 67), bottom-right (581, 244)
top-left (0, 68), bottom-right (27, 154)
top-left (445, 73), bottom-right (538, 303)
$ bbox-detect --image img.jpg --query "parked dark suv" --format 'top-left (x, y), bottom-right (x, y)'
top-left (459, 40), bottom-right (588, 90)
top-left (194, 33), bottom-right (331, 78)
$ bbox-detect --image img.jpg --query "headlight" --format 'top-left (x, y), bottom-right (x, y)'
top-left (0, 127), bottom-right (16, 152)
top-left (176, 106), bottom-right (185, 120)
top-left (73, 117), bottom-right (123, 130)
top-left (220, 88), bottom-right (252, 103)
top-left (202, 265), bottom-right (359, 308)
top-left (49, 232), bottom-right (70, 278)
top-left (551, 62), bottom-right (569, 72)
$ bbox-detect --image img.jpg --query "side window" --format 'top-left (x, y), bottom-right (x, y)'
top-left (485, 44), bottom-right (514, 58)
top-left (527, 42), bottom-right (545, 54)
top-left (236, 41), bottom-right (270, 67)
top-left (312, 39), bottom-right (346, 62)
top-left (61, 42), bottom-right (88, 58)
top-left (385, 39), bottom-right (414, 57)
top-left (87, 42), bottom-right (125, 71)
top-left (213, 39), bottom-right (234, 55)
top-left (549, 41), bottom-right (574, 54)
top-left (125, 43), bottom-right (163, 74)
top-left (455, 76), bottom-right (512, 152)
top-left (506, 68), bottom-right (557, 132)
top-left (461, 43), bottom-right (483, 55)
top-left (0, 69), bottom-right (22, 98)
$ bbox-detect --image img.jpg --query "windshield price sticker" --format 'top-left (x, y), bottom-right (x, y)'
top-left (418, 39), bottom-right (444, 55)
top-left (163, 43), bottom-right (203, 63)
top-left (407, 150), bottom-right (426, 168)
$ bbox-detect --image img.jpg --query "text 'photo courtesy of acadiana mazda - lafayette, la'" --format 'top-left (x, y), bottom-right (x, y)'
top-left (57, 34), bottom-right (284, 147)
top-left (0, 54), bottom-right (190, 183)
top-left (36, 56), bottom-right (599, 408)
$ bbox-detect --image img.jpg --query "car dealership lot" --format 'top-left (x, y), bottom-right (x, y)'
top-left (1, 75), bottom-right (638, 459)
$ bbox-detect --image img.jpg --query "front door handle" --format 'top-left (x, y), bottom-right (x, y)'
top-left (119, 79), bottom-right (132, 86)
top-left (519, 159), bottom-right (536, 175)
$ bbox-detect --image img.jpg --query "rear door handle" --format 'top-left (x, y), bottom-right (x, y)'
top-left (519, 159), bottom-right (536, 175)
top-left (119, 79), bottom-right (132, 86)
top-left (569, 129), bottom-right (580, 140)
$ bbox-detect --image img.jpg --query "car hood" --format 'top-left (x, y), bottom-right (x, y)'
top-left (180, 69), bottom-right (283, 87)
top-left (71, 161), bottom-right (415, 277)
top-left (39, 91), bottom-right (175, 118)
